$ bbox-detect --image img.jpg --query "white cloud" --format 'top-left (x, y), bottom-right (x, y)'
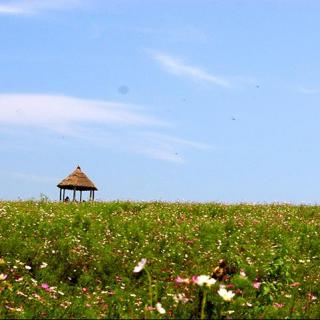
top-left (150, 51), bottom-right (231, 88)
top-left (144, 132), bottom-right (211, 150)
top-left (133, 26), bottom-right (208, 44)
top-left (0, 4), bottom-right (26, 14)
top-left (0, 93), bottom-right (211, 163)
top-left (133, 132), bottom-right (212, 163)
top-left (141, 147), bottom-right (184, 163)
top-left (0, 93), bottom-right (165, 134)
top-left (0, 0), bottom-right (85, 15)
top-left (298, 86), bottom-right (320, 95)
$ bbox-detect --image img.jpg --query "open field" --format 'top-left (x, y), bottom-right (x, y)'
top-left (0, 201), bottom-right (319, 319)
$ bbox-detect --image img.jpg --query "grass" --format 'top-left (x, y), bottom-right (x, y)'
top-left (0, 201), bottom-right (319, 319)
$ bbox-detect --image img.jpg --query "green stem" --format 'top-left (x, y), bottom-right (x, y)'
top-left (145, 269), bottom-right (153, 307)
top-left (201, 290), bottom-right (207, 320)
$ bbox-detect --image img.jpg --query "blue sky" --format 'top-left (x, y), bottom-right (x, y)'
top-left (1, 0), bottom-right (320, 202)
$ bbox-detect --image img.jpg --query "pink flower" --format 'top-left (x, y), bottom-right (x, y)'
top-left (307, 293), bottom-right (317, 301)
top-left (0, 273), bottom-right (7, 281)
top-left (253, 280), bottom-right (261, 289)
top-left (273, 303), bottom-right (285, 309)
top-left (145, 306), bottom-right (155, 311)
top-left (41, 283), bottom-right (51, 292)
top-left (192, 276), bottom-right (198, 284)
top-left (290, 282), bottom-right (301, 287)
top-left (175, 276), bottom-right (190, 284)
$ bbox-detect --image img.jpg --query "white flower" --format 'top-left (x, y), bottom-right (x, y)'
top-left (206, 277), bottom-right (217, 286)
top-left (218, 287), bottom-right (235, 302)
top-left (173, 293), bottom-right (189, 304)
top-left (193, 275), bottom-right (217, 287)
top-left (40, 262), bottom-right (48, 269)
top-left (25, 265), bottom-right (32, 270)
top-left (133, 258), bottom-right (147, 273)
top-left (240, 269), bottom-right (246, 278)
top-left (156, 302), bottom-right (166, 314)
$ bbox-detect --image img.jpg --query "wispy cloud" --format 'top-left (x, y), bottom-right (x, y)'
top-left (144, 132), bottom-right (211, 151)
top-left (298, 86), bottom-right (320, 95)
top-left (134, 26), bottom-right (208, 44)
top-left (0, 0), bottom-right (85, 15)
top-left (0, 93), bottom-right (211, 163)
top-left (0, 94), bottom-right (165, 134)
top-left (0, 4), bottom-right (25, 14)
top-left (133, 132), bottom-right (212, 163)
top-left (150, 51), bottom-right (231, 88)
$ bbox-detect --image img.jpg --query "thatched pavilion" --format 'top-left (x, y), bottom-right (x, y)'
top-left (57, 166), bottom-right (98, 202)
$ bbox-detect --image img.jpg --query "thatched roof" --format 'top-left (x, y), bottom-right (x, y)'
top-left (57, 166), bottom-right (98, 191)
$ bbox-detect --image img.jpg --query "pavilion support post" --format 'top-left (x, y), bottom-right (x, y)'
top-left (59, 188), bottom-right (62, 202)
top-left (73, 188), bottom-right (76, 202)
top-left (63, 189), bottom-right (65, 201)
top-left (93, 190), bottom-right (95, 201)
top-left (80, 190), bottom-right (82, 202)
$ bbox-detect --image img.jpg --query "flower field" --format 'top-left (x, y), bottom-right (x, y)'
top-left (0, 201), bottom-right (319, 319)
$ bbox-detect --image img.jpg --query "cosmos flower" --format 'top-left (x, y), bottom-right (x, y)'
top-left (0, 273), bottom-right (7, 281)
top-left (192, 275), bottom-right (216, 287)
top-left (239, 269), bottom-right (246, 278)
top-left (41, 283), bottom-right (51, 292)
top-left (156, 302), bottom-right (166, 314)
top-left (218, 287), bottom-right (235, 301)
top-left (290, 282), bottom-right (301, 287)
top-left (175, 276), bottom-right (190, 284)
top-left (307, 293), bottom-right (317, 301)
top-left (133, 258), bottom-right (147, 273)
top-left (40, 262), bottom-right (48, 269)
top-left (25, 265), bottom-right (32, 270)
top-left (253, 280), bottom-right (261, 289)
top-left (173, 293), bottom-right (189, 304)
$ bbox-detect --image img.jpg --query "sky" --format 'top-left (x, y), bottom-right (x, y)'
top-left (1, 0), bottom-right (320, 203)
